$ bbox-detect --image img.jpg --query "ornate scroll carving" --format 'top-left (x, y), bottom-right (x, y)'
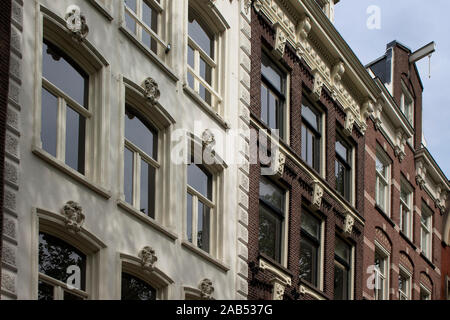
top-left (62, 201), bottom-right (85, 233)
top-left (312, 180), bottom-right (324, 211)
top-left (273, 23), bottom-right (288, 60)
top-left (344, 212), bottom-right (355, 237)
top-left (65, 5), bottom-right (89, 42)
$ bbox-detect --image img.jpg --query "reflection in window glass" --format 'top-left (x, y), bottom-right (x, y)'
top-left (140, 160), bottom-right (156, 218)
top-left (125, 107), bottom-right (158, 159)
top-left (188, 10), bottom-right (214, 58)
top-left (65, 106), bottom-right (86, 174)
top-left (187, 164), bottom-right (212, 200)
top-left (299, 211), bottom-right (321, 287)
top-left (41, 88), bottom-right (58, 157)
top-left (124, 147), bottom-right (134, 205)
top-left (121, 273), bottom-right (156, 300)
top-left (197, 201), bottom-right (210, 252)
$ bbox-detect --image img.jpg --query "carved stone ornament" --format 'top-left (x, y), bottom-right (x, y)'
top-left (272, 280), bottom-right (285, 300)
top-left (199, 278), bottom-right (214, 299)
top-left (65, 5), bottom-right (89, 42)
top-left (274, 149), bottom-right (286, 177)
top-left (361, 100), bottom-right (374, 122)
top-left (344, 110), bottom-right (355, 136)
top-left (62, 201), bottom-right (85, 233)
top-left (415, 160), bottom-right (427, 190)
top-left (244, 0), bottom-right (252, 14)
top-left (297, 15), bottom-right (312, 42)
top-left (344, 212), bottom-right (355, 236)
top-left (312, 70), bottom-right (324, 102)
top-left (394, 130), bottom-right (407, 162)
top-left (253, 0), bottom-right (262, 12)
top-left (273, 23), bottom-right (288, 60)
top-left (312, 180), bottom-right (324, 211)
top-left (331, 61), bottom-right (345, 86)
top-left (138, 246), bottom-right (158, 272)
top-left (202, 129), bottom-right (215, 148)
top-left (142, 77), bottom-right (160, 105)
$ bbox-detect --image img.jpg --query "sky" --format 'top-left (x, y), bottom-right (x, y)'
top-left (334, 0), bottom-right (450, 178)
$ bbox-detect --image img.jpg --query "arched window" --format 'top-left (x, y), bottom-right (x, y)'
top-left (121, 272), bottom-right (157, 300)
top-left (38, 232), bottom-right (87, 300)
top-left (124, 105), bottom-right (158, 218)
top-left (41, 39), bottom-right (89, 174)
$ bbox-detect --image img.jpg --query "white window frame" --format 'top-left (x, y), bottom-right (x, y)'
top-left (400, 81), bottom-right (414, 126)
top-left (374, 243), bottom-right (390, 300)
top-left (399, 179), bottom-right (413, 239)
top-left (185, 0), bottom-right (227, 115)
top-left (419, 284), bottom-right (431, 300)
top-left (375, 148), bottom-right (391, 215)
top-left (421, 204), bottom-right (433, 260)
top-left (398, 266), bottom-right (412, 300)
top-left (122, 0), bottom-right (169, 59)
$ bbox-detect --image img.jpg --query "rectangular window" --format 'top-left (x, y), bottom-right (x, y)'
top-left (398, 268), bottom-right (411, 300)
top-left (299, 210), bottom-right (322, 288)
top-left (258, 177), bottom-right (286, 263)
top-left (123, 105), bottom-right (158, 218)
top-left (335, 134), bottom-right (352, 202)
top-left (400, 180), bottom-right (413, 238)
top-left (301, 98), bottom-right (321, 172)
top-left (186, 163), bottom-right (214, 253)
top-left (420, 285), bottom-right (431, 300)
top-left (400, 83), bottom-right (414, 126)
top-left (334, 237), bottom-right (352, 300)
top-left (124, 0), bottom-right (165, 57)
top-left (374, 249), bottom-right (389, 300)
top-left (375, 149), bottom-right (390, 214)
top-left (260, 52), bottom-right (286, 139)
top-left (421, 204), bottom-right (433, 259)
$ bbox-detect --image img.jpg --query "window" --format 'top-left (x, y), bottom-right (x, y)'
top-left (420, 285), bottom-right (431, 300)
top-left (121, 272), bottom-right (157, 300)
top-left (335, 134), bottom-right (352, 201)
top-left (421, 204), bottom-right (433, 259)
top-left (38, 232), bottom-right (87, 300)
top-left (260, 52), bottom-right (286, 138)
top-left (186, 163), bottom-right (214, 253)
top-left (258, 177), bottom-right (286, 263)
top-left (187, 6), bottom-right (221, 109)
top-left (374, 249), bottom-right (389, 300)
top-left (400, 84), bottom-right (414, 126)
top-left (400, 180), bottom-right (413, 238)
top-left (41, 40), bottom-right (89, 174)
top-left (375, 149), bottom-right (390, 213)
top-left (398, 268), bottom-right (411, 300)
top-left (299, 210), bottom-right (322, 288)
top-left (301, 98), bottom-right (322, 172)
top-left (123, 105), bottom-right (158, 218)
top-left (334, 237), bottom-right (352, 300)
top-left (124, 0), bottom-right (166, 57)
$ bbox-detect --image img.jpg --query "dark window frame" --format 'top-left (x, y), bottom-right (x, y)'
top-left (299, 209), bottom-right (321, 288)
top-left (301, 97), bottom-right (322, 172)
top-left (335, 132), bottom-right (352, 201)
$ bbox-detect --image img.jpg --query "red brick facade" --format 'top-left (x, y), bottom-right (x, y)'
top-left (0, 0), bottom-right (12, 293)
top-left (247, 9), bottom-right (365, 300)
top-left (362, 42), bottom-right (443, 300)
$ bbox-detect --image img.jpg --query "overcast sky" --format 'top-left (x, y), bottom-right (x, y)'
top-left (334, 0), bottom-right (450, 178)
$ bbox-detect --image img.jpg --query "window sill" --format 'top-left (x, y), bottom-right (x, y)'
top-left (298, 279), bottom-right (328, 300)
top-left (183, 84), bottom-right (230, 130)
top-left (181, 240), bottom-right (230, 273)
top-left (399, 231), bottom-right (417, 250)
top-left (258, 253), bottom-right (293, 279)
top-left (32, 146), bottom-right (111, 199)
top-left (374, 204), bottom-right (395, 227)
top-left (87, 0), bottom-right (114, 21)
top-left (119, 26), bottom-right (178, 82)
top-left (420, 252), bottom-right (436, 270)
top-left (117, 200), bottom-right (177, 241)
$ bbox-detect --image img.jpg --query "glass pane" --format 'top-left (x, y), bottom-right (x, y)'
top-left (121, 273), bottom-right (156, 300)
top-left (299, 238), bottom-right (318, 286)
top-left (143, 1), bottom-right (158, 32)
top-left (199, 83), bottom-right (212, 106)
top-left (187, 164), bottom-right (212, 200)
top-left (261, 53), bottom-right (283, 92)
top-left (302, 103), bottom-right (319, 131)
top-left (268, 91), bottom-right (277, 130)
top-left (399, 274), bottom-right (407, 293)
top-left (301, 212), bottom-right (320, 239)
top-left (188, 72), bottom-right (195, 91)
top-left (125, 107), bottom-right (158, 159)
top-left (335, 160), bottom-right (345, 197)
top-left (374, 252), bottom-right (385, 274)
top-left (197, 201), bottom-right (210, 253)
top-left (335, 140), bottom-right (348, 162)
top-left (65, 106), bottom-right (86, 174)
top-left (375, 156), bottom-right (386, 177)
top-left (143, 30), bottom-right (158, 54)
top-left (125, 0), bottom-right (137, 12)
top-left (188, 9), bottom-right (214, 58)
top-left (125, 11), bottom-right (137, 34)
top-left (334, 263), bottom-right (348, 300)
top-left (64, 291), bottom-right (84, 300)
top-left (42, 41), bottom-right (88, 107)
top-left (261, 84), bottom-right (268, 124)
top-left (306, 128), bottom-right (313, 167)
top-left (186, 193), bottom-right (193, 243)
top-left (258, 206), bottom-right (281, 262)
top-left (188, 45), bottom-right (195, 68)
top-left (400, 186), bottom-right (409, 204)
top-left (335, 237), bottom-right (351, 264)
top-left (41, 87), bottom-right (58, 157)
top-left (124, 147), bottom-right (134, 205)
top-left (140, 160), bottom-right (156, 218)
top-left (39, 233), bottom-right (86, 291)
top-left (259, 178), bottom-right (284, 213)
top-left (301, 125), bottom-right (307, 162)
top-left (38, 281), bottom-right (54, 301)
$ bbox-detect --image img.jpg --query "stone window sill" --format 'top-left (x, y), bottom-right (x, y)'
top-left (117, 199), bottom-right (177, 241)
top-left (181, 240), bottom-right (229, 273)
top-left (32, 146), bottom-right (111, 199)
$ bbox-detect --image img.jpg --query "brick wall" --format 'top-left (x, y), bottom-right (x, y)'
top-left (248, 9), bottom-right (365, 300)
top-left (362, 43), bottom-right (442, 300)
top-left (0, 0), bottom-right (12, 294)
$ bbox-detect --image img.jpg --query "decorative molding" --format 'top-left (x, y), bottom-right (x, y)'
top-left (273, 22), bottom-right (287, 59)
top-left (141, 77), bottom-right (161, 105)
top-left (416, 160), bottom-right (427, 190)
top-left (344, 109), bottom-right (355, 136)
top-left (61, 201), bottom-right (85, 233)
top-left (344, 212), bottom-right (355, 237)
top-left (311, 69), bottom-right (324, 101)
top-left (138, 246), bottom-right (158, 272)
top-left (274, 149), bottom-right (286, 177)
top-left (296, 15), bottom-right (311, 57)
top-left (64, 5), bottom-right (89, 42)
top-left (394, 130), bottom-right (407, 163)
top-left (312, 179), bottom-right (324, 211)
top-left (198, 278), bottom-right (214, 300)
top-left (202, 129), bottom-right (216, 148)
top-left (258, 258), bottom-right (292, 286)
top-left (271, 279), bottom-right (286, 300)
